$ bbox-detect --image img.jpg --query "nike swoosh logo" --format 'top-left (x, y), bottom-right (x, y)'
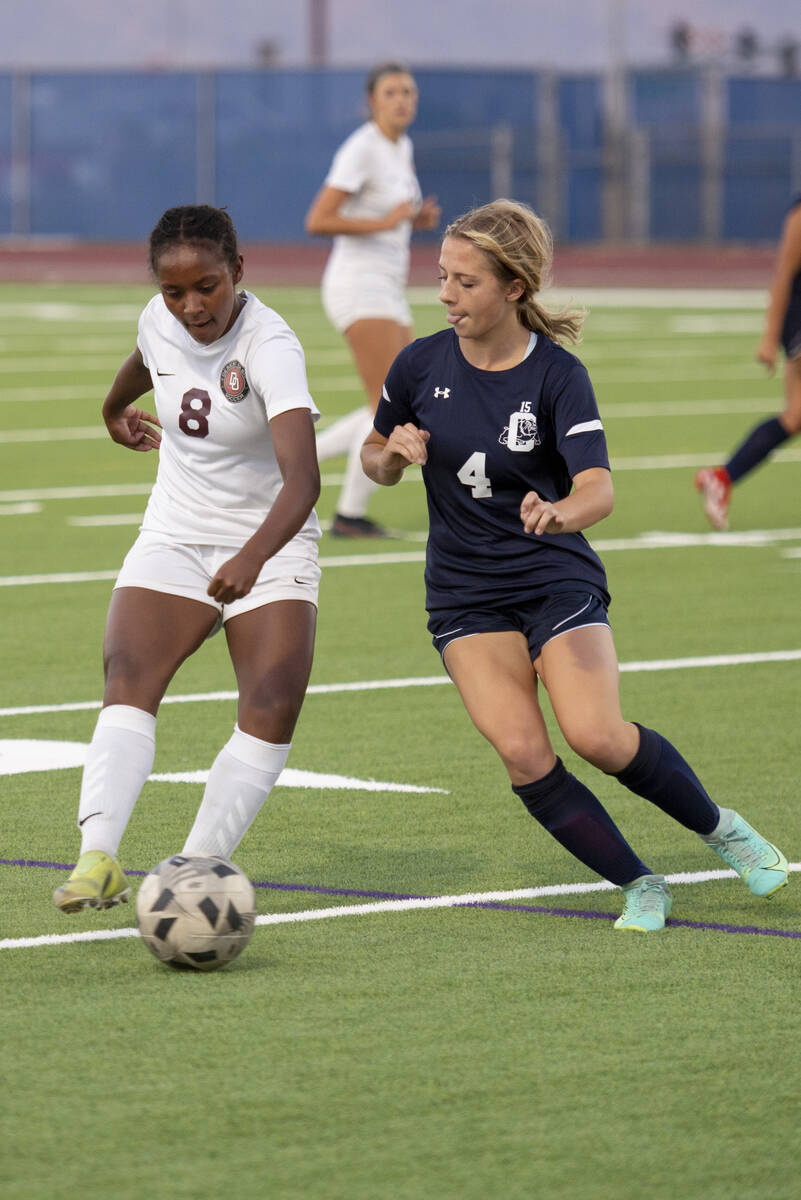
top-left (156, 370), bottom-right (175, 376)
top-left (294, 577), bottom-right (315, 586)
top-left (78, 811), bottom-right (103, 827)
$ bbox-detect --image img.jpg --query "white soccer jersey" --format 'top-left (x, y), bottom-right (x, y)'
top-left (136, 291), bottom-right (321, 555)
top-left (323, 121), bottom-right (422, 285)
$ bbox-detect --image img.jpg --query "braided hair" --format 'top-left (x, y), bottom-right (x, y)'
top-left (148, 205), bottom-right (240, 275)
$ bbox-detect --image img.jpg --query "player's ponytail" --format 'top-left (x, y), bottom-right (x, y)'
top-left (444, 200), bottom-right (584, 346)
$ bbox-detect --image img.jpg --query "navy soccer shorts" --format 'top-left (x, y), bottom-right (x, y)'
top-left (428, 590), bottom-right (610, 662)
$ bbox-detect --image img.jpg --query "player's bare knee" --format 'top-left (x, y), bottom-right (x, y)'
top-left (564, 727), bottom-right (623, 772)
top-left (238, 693), bottom-right (302, 744)
top-left (494, 730), bottom-right (549, 779)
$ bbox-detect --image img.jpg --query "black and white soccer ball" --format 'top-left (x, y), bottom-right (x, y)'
top-left (136, 854), bottom-right (256, 972)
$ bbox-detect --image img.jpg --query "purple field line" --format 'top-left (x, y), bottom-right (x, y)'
top-left (1, 858), bottom-right (427, 901)
top-left (462, 899), bottom-right (801, 938)
top-left (4, 857), bottom-right (800, 939)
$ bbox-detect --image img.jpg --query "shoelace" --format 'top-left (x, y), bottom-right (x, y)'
top-left (715, 829), bottom-right (772, 871)
top-left (624, 881), bottom-right (667, 916)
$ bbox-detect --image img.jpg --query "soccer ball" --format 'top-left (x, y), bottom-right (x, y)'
top-left (136, 854), bottom-right (256, 972)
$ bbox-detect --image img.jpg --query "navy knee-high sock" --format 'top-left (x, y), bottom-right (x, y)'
top-left (513, 758), bottom-right (651, 887)
top-left (614, 724), bottom-right (719, 835)
top-left (725, 416), bottom-right (789, 483)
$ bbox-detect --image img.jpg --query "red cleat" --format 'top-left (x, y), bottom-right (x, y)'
top-left (694, 467), bottom-right (731, 531)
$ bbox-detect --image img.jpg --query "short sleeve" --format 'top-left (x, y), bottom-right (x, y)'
top-left (551, 360), bottom-right (610, 476)
top-left (373, 347), bottom-right (415, 437)
top-left (248, 328), bottom-right (319, 423)
top-left (136, 298), bottom-right (159, 370)
top-left (325, 128), bottom-right (371, 195)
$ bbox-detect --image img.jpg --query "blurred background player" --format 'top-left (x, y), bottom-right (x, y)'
top-left (305, 60), bottom-right (440, 537)
top-left (362, 198), bottom-right (789, 932)
top-left (695, 193), bottom-right (801, 529)
top-left (53, 204), bottom-right (321, 913)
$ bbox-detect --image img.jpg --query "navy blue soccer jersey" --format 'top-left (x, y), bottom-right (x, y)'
top-left (374, 327), bottom-right (611, 612)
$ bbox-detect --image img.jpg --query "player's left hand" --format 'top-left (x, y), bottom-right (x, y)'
top-left (520, 490), bottom-right (565, 536)
top-left (207, 548), bottom-right (263, 604)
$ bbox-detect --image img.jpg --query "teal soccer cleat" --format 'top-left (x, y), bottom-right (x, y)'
top-left (702, 808), bottom-right (789, 899)
top-left (614, 874), bottom-right (673, 932)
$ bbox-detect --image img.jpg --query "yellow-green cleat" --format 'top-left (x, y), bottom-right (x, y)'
top-left (53, 850), bottom-right (130, 914)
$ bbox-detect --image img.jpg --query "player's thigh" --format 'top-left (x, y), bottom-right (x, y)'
top-left (103, 586), bottom-right (219, 710)
top-left (344, 318), bottom-right (413, 410)
top-left (534, 625), bottom-right (638, 770)
top-left (224, 599), bottom-right (317, 741)
top-left (443, 630), bottom-right (555, 781)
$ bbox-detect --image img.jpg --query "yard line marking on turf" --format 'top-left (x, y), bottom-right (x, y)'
top-left (0, 397), bottom-right (781, 433)
top-left (7, 527), bottom-right (801, 588)
top-left (0, 502), bottom-right (40, 516)
top-left (609, 449), bottom-right (801, 471)
top-left (0, 483), bottom-right (152, 502)
top-left (67, 514), bottom-right (144, 526)
top-left (0, 386), bottom-right (101, 403)
top-left (0, 426), bottom-right (109, 444)
top-left (0, 358), bottom-right (123, 373)
top-left (1, 863), bottom-right (799, 950)
top-left (6, 447), bottom-right (801, 506)
top-left (4, 649), bottom-right (801, 717)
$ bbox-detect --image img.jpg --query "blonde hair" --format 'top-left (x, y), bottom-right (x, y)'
top-left (444, 199), bottom-right (584, 345)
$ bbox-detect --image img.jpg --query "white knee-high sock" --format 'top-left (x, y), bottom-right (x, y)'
top-left (78, 705), bottom-right (157, 857)
top-left (182, 726), bottom-right (290, 858)
top-left (316, 407), bottom-right (372, 461)
top-left (336, 408), bottom-right (379, 518)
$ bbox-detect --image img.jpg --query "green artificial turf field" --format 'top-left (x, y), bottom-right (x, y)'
top-left (1, 280), bottom-right (799, 1199)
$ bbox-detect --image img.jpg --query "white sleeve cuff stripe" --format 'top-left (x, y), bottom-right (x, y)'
top-left (565, 419), bottom-right (603, 436)
top-left (382, 385), bottom-right (391, 402)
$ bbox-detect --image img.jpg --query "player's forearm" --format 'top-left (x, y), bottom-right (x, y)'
top-left (559, 475), bottom-right (614, 532)
top-left (306, 212), bottom-right (393, 237)
top-left (244, 475), bottom-right (321, 565)
top-left (360, 441), bottom-right (406, 486)
top-left (102, 352), bottom-right (153, 421)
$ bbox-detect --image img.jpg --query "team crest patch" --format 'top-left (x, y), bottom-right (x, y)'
top-left (499, 404), bottom-right (540, 452)
top-left (220, 360), bottom-right (249, 402)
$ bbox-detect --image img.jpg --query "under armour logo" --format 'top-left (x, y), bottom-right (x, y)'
top-left (434, 387), bottom-right (450, 399)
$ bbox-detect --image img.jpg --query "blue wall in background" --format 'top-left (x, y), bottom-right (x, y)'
top-left (1, 67), bottom-right (799, 243)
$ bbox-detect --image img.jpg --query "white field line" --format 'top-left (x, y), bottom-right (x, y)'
top-left (0, 358), bottom-right (123, 373)
top-left (2, 863), bottom-right (800, 951)
top-left (0, 502), bottom-right (40, 516)
top-left (0, 386), bottom-right (102, 403)
top-left (3, 650), bottom-right (801, 719)
top-left (0, 426), bottom-right (109, 443)
top-left (3, 450), bottom-right (801, 495)
top-left (0, 397), bottom-right (783, 443)
top-left (5, 526), bottom-right (801, 590)
top-left (0, 483), bottom-right (152, 502)
top-left (0, 290), bottom-right (766, 324)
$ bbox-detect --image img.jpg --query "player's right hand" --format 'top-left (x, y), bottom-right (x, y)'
top-left (383, 422), bottom-right (430, 467)
top-left (106, 405), bottom-right (162, 451)
top-left (756, 337), bottom-right (778, 373)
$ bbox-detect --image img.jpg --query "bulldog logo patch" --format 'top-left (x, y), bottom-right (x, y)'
top-left (220, 360), bottom-right (249, 403)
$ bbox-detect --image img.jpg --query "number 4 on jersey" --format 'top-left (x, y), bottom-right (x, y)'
top-left (456, 451), bottom-right (492, 498)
